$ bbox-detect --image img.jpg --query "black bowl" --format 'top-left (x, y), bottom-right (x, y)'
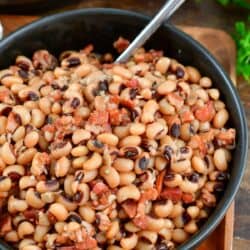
top-left (0, 8), bottom-right (247, 250)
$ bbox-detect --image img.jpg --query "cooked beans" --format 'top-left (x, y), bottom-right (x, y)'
top-left (0, 42), bottom-right (235, 249)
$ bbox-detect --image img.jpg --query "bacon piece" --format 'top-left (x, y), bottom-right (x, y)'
top-left (122, 200), bottom-right (137, 218)
top-left (161, 187), bottom-right (183, 203)
top-left (133, 214), bottom-right (149, 229)
top-left (182, 193), bottom-right (194, 204)
top-left (0, 215), bottom-right (12, 236)
top-left (156, 170), bottom-right (166, 195)
top-left (140, 188), bottom-right (158, 203)
top-left (88, 110), bottom-right (109, 126)
top-left (113, 37), bottom-right (130, 53)
top-left (81, 44), bottom-right (94, 55)
top-left (92, 182), bottom-right (109, 195)
top-left (125, 79), bottom-right (139, 88)
top-left (109, 109), bottom-right (121, 126)
top-left (195, 101), bottom-right (215, 122)
top-left (180, 111), bottom-right (194, 123)
top-left (75, 237), bottom-right (97, 250)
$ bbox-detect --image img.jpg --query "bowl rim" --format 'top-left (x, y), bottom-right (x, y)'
top-left (0, 8), bottom-right (248, 250)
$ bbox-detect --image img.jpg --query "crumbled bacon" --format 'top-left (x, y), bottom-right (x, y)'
top-left (161, 187), bottom-right (183, 203)
top-left (113, 37), bottom-right (130, 53)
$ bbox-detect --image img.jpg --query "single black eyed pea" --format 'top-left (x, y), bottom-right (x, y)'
top-left (12, 105), bottom-right (31, 125)
top-left (41, 192), bottom-right (56, 204)
top-left (71, 145), bottom-right (89, 157)
top-left (17, 148), bottom-right (37, 165)
top-left (38, 97), bottom-right (51, 115)
top-left (191, 156), bottom-right (207, 174)
top-left (100, 166), bottom-right (120, 188)
top-left (34, 225), bottom-right (49, 243)
top-left (172, 228), bottom-right (189, 243)
top-left (199, 76), bottom-right (212, 88)
top-left (22, 245), bottom-right (42, 250)
top-left (31, 109), bottom-right (46, 128)
top-left (119, 172), bottom-right (136, 186)
top-left (180, 123), bottom-right (193, 141)
top-left (155, 57), bottom-right (171, 74)
top-left (18, 239), bottom-right (36, 249)
top-left (187, 206), bottom-right (200, 219)
top-left (79, 205), bottom-right (96, 224)
top-left (213, 148), bottom-right (230, 171)
top-left (186, 66), bottom-right (201, 83)
top-left (0, 176), bottom-right (11, 192)
top-left (1, 75), bottom-right (23, 87)
top-left (119, 135), bottom-right (141, 147)
top-left (72, 156), bottom-right (87, 169)
top-left (169, 203), bottom-right (184, 219)
top-left (153, 200), bottom-right (174, 218)
top-left (8, 196), bottom-right (28, 213)
top-left (51, 141), bottom-right (72, 159)
top-left (213, 109), bottom-right (229, 129)
top-left (184, 221), bottom-right (198, 234)
top-left (1, 142), bottom-right (16, 165)
top-left (120, 233), bottom-right (138, 250)
top-left (72, 129), bottom-right (91, 145)
top-left (146, 217), bottom-right (165, 232)
top-left (157, 80), bottom-right (177, 95)
top-left (0, 117), bottom-right (7, 135)
top-left (17, 221), bottom-right (35, 239)
top-left (24, 131), bottom-right (39, 148)
top-left (48, 203), bottom-right (69, 221)
top-left (19, 175), bottom-right (37, 189)
top-left (113, 126), bottom-right (130, 139)
top-left (97, 133), bottom-right (119, 146)
top-left (64, 175), bottom-right (74, 196)
top-left (117, 184), bottom-right (140, 203)
top-left (83, 152), bottom-right (103, 170)
top-left (106, 220), bottom-right (120, 240)
top-left (25, 188), bottom-right (45, 209)
top-left (113, 158), bottom-right (134, 172)
top-left (3, 164), bottom-right (25, 177)
top-left (55, 222), bottom-right (66, 234)
top-left (36, 179), bottom-right (59, 193)
top-left (146, 122), bottom-right (167, 140)
top-left (159, 98), bottom-right (175, 115)
top-left (112, 65), bottom-right (132, 79)
top-left (12, 126), bottom-right (25, 142)
top-left (171, 159), bottom-right (191, 173)
top-left (55, 156), bottom-right (70, 177)
top-left (129, 123), bottom-right (146, 136)
top-left (56, 194), bottom-right (77, 212)
top-left (208, 88), bottom-right (220, 100)
top-left (4, 231), bottom-right (19, 242)
top-left (141, 100), bottom-right (159, 124)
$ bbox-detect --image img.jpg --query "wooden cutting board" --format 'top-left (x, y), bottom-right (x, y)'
top-left (0, 15), bottom-right (236, 250)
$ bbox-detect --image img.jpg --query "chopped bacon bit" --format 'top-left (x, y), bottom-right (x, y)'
top-left (42, 124), bottom-right (55, 133)
top-left (195, 101), bottom-right (215, 122)
top-left (140, 188), bottom-right (158, 202)
top-left (120, 99), bottom-right (135, 108)
top-left (122, 200), bottom-right (137, 218)
top-left (156, 170), bottom-right (166, 195)
top-left (0, 215), bottom-right (12, 236)
top-left (113, 37), bottom-right (130, 53)
top-left (81, 44), bottom-right (94, 55)
top-left (180, 111), bottom-right (194, 123)
top-left (164, 114), bottom-right (181, 127)
top-left (109, 109), bottom-right (121, 126)
top-left (125, 79), bottom-right (139, 88)
top-left (189, 135), bottom-right (207, 155)
top-left (182, 193), bottom-right (194, 204)
top-left (109, 95), bottom-right (120, 104)
top-left (200, 130), bottom-right (215, 142)
top-left (23, 209), bottom-right (39, 221)
top-left (167, 93), bottom-right (184, 110)
top-left (92, 182), bottom-right (109, 195)
top-left (88, 110), bottom-right (109, 126)
top-left (75, 237), bottom-right (97, 250)
top-left (216, 128), bottom-right (236, 145)
top-left (133, 214), bottom-right (149, 229)
top-left (161, 187), bottom-right (183, 203)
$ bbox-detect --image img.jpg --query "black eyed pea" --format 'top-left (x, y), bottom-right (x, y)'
top-left (120, 233), bottom-right (138, 250)
top-left (31, 109), bottom-right (46, 128)
top-left (3, 164), bottom-right (25, 177)
top-left (146, 217), bottom-right (165, 232)
top-left (17, 221), bottom-right (35, 239)
top-left (19, 175), bottom-right (37, 189)
top-left (64, 175), bottom-right (74, 196)
top-left (97, 133), bottom-right (119, 146)
top-left (169, 203), bottom-right (184, 218)
top-left (129, 123), bottom-right (146, 136)
top-left (72, 156), bottom-right (87, 169)
top-left (71, 145), bottom-right (89, 157)
top-left (81, 169), bottom-right (98, 183)
top-left (12, 105), bottom-right (31, 125)
top-left (208, 88), bottom-right (220, 100)
top-left (199, 76), bottom-right (212, 88)
top-left (55, 156), bottom-right (70, 177)
top-left (1, 142), bottom-right (16, 165)
top-left (8, 196), bottom-right (28, 213)
top-left (55, 222), bottom-right (66, 234)
top-left (100, 166), bottom-right (120, 188)
top-left (186, 66), bottom-right (201, 83)
top-left (38, 97), bottom-right (51, 114)
top-left (155, 156), bottom-right (168, 171)
top-left (155, 57), bottom-right (171, 74)
top-left (25, 188), bottom-right (45, 209)
top-left (199, 121), bottom-right (210, 132)
top-left (191, 156), bottom-right (208, 174)
top-left (158, 228), bottom-right (172, 241)
top-left (113, 125), bottom-right (130, 139)
top-left (112, 65), bottom-right (132, 79)
top-left (51, 141), bottom-right (72, 159)
top-left (48, 203), bottom-right (69, 221)
top-left (184, 221), bottom-right (198, 234)
top-left (153, 200), bottom-right (174, 218)
top-left (18, 239), bottom-right (36, 249)
top-left (113, 158), bottom-right (134, 172)
top-left (171, 159), bottom-right (191, 173)
top-left (187, 206), bottom-right (200, 219)
top-left (12, 126), bottom-right (25, 142)
top-left (36, 179), bottom-right (59, 193)
top-left (180, 178), bottom-right (199, 193)
top-left (83, 152), bottom-right (103, 170)
top-left (74, 183), bottom-right (90, 205)
top-left (22, 245), bottom-right (42, 250)
top-left (213, 109), bottom-right (229, 129)
top-left (117, 184), bottom-right (140, 203)
top-left (172, 228), bottom-right (189, 243)
top-left (135, 241), bottom-right (154, 250)
top-left (41, 192), bottom-right (56, 204)
top-left (159, 98), bottom-right (175, 115)
top-left (106, 220), bottom-right (120, 239)
top-left (214, 100), bottom-right (226, 111)
top-left (124, 221), bottom-right (140, 233)
top-left (119, 135), bottom-right (141, 147)
top-left (1, 75), bottom-right (23, 87)
top-left (119, 172), bottom-right (136, 186)
top-left (157, 80), bottom-right (177, 95)
top-left (34, 225), bottom-right (49, 243)
top-left (24, 130), bottom-right (39, 148)
top-left (79, 205), bottom-right (96, 223)
top-left (140, 88), bottom-right (152, 99)
top-left (213, 148), bottom-right (230, 171)
top-left (4, 231), bottom-right (19, 242)
top-left (0, 176), bottom-right (11, 192)
top-left (75, 64), bottom-right (92, 77)
top-left (51, 102), bottom-right (62, 114)
top-left (146, 122), bottom-right (167, 140)
top-left (18, 148), bottom-right (37, 165)
top-left (72, 129), bottom-right (91, 144)
top-left (141, 100), bottom-right (159, 123)
top-left (56, 194), bottom-right (77, 211)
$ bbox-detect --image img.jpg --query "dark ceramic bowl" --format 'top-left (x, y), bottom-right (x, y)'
top-left (0, 8), bottom-right (247, 250)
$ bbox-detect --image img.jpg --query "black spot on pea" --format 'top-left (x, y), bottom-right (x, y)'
top-left (71, 97), bottom-right (80, 108)
top-left (176, 67), bottom-right (185, 78)
top-left (28, 92), bottom-right (39, 101)
top-left (73, 191), bottom-right (83, 203)
top-left (216, 172), bottom-right (229, 181)
top-left (188, 173), bottom-right (199, 183)
top-left (139, 157), bottom-right (149, 170)
top-left (98, 80), bottom-right (109, 92)
top-left (93, 140), bottom-right (104, 148)
top-left (163, 146), bottom-right (173, 161)
top-left (156, 243), bottom-right (170, 250)
top-left (67, 57), bottom-right (81, 67)
top-left (129, 88), bottom-right (138, 99)
top-left (182, 211), bottom-right (191, 224)
top-left (67, 214), bottom-right (82, 224)
top-left (170, 123), bottom-right (180, 138)
top-left (18, 69), bottom-right (29, 79)
top-left (180, 146), bottom-right (189, 154)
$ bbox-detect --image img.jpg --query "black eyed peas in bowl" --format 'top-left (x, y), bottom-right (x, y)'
top-left (0, 36), bottom-right (237, 250)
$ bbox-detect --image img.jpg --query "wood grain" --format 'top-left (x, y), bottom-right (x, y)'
top-left (0, 15), bottom-right (237, 250)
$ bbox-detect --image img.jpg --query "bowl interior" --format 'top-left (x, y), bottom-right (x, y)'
top-left (0, 8), bottom-right (247, 250)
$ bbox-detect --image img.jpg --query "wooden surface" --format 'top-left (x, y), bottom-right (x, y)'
top-left (0, 14), bottom-right (238, 250)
